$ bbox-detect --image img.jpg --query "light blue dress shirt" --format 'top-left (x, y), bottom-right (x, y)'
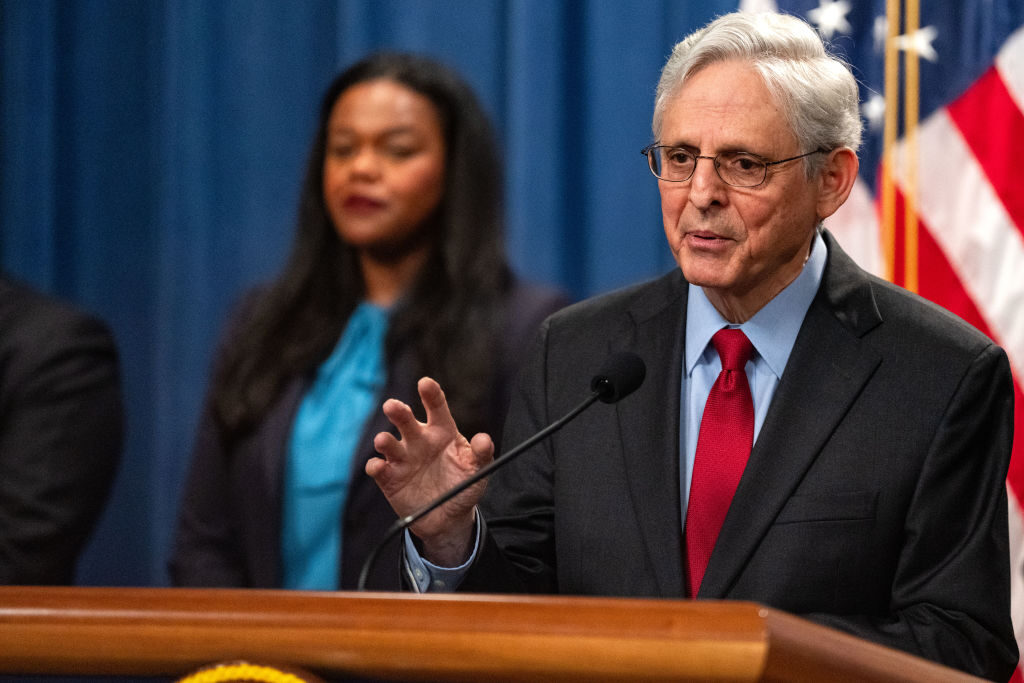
top-left (680, 231), bottom-right (826, 526)
top-left (281, 301), bottom-right (389, 590)
top-left (408, 231), bottom-right (827, 592)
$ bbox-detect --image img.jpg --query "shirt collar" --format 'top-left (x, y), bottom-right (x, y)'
top-left (685, 229), bottom-right (826, 378)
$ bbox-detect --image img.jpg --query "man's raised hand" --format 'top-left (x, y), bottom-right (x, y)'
top-left (366, 376), bottom-right (494, 567)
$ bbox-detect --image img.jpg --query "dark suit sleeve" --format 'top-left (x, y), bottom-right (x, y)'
top-left (806, 342), bottom-right (1017, 681)
top-left (420, 283), bottom-right (570, 593)
top-left (168, 326), bottom-right (250, 587)
top-left (461, 318), bottom-right (560, 593)
top-left (0, 308), bottom-right (122, 585)
top-left (168, 393), bottom-right (250, 586)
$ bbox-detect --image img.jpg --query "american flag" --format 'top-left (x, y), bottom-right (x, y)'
top-left (743, 0), bottom-right (1024, 675)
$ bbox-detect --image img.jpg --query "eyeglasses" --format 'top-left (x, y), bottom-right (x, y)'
top-left (641, 145), bottom-right (827, 188)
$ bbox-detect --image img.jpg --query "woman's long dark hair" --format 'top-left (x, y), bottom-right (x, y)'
top-left (211, 53), bottom-right (511, 442)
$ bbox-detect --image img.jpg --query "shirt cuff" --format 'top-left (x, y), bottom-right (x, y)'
top-left (403, 509), bottom-right (482, 593)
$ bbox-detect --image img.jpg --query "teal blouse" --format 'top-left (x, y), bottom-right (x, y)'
top-left (280, 301), bottom-right (389, 590)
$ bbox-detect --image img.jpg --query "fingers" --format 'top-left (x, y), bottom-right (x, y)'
top-left (367, 431), bottom-right (397, 483)
top-left (373, 399), bottom-right (416, 478)
top-left (469, 432), bottom-right (495, 467)
top-left (418, 377), bottom-right (458, 432)
top-left (381, 397), bottom-right (419, 435)
top-left (372, 378), bottom-right (473, 483)
top-left (372, 430), bottom-right (400, 459)
top-left (364, 453), bottom-right (387, 479)
top-left (380, 380), bottom-right (458, 437)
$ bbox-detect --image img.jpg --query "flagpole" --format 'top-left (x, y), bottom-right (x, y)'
top-left (876, 0), bottom-right (901, 282)
top-left (881, 0), bottom-right (902, 284)
top-left (903, 0), bottom-right (920, 293)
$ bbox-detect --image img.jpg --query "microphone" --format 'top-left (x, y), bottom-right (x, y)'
top-left (590, 350), bottom-right (646, 403)
top-left (357, 351), bottom-right (646, 591)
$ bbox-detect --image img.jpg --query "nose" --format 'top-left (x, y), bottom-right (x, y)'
top-left (687, 155), bottom-right (727, 209)
top-left (349, 146), bottom-right (382, 178)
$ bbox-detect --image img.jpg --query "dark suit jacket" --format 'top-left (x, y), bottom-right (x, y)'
top-left (463, 232), bottom-right (1017, 680)
top-left (0, 276), bottom-right (122, 584)
top-left (169, 279), bottom-right (567, 590)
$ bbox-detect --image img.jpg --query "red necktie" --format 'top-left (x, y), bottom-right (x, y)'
top-left (685, 328), bottom-right (755, 598)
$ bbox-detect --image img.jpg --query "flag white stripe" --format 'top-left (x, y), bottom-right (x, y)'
top-left (894, 110), bottom-right (1024, 380)
top-left (995, 26), bottom-right (1024, 115)
top-left (824, 176), bottom-right (884, 277)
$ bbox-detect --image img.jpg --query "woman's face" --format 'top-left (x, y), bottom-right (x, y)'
top-left (322, 78), bottom-right (447, 258)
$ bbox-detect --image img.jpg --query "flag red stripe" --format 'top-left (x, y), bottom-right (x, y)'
top-left (911, 202), bottom-right (1024, 500)
top-left (946, 66), bottom-right (1024, 242)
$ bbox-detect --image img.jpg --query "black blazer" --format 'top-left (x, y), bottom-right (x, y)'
top-left (463, 232), bottom-right (1017, 680)
top-left (169, 278), bottom-right (568, 590)
top-left (0, 276), bottom-right (122, 584)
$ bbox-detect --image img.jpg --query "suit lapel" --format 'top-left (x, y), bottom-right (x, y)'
top-left (241, 376), bottom-right (306, 585)
top-left (698, 232), bottom-right (884, 598)
top-left (355, 341), bottom-right (420, 475)
top-left (617, 271), bottom-right (688, 596)
top-left (258, 379), bottom-right (306, 499)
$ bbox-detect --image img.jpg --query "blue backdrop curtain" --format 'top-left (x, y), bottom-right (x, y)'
top-left (0, 0), bottom-right (733, 587)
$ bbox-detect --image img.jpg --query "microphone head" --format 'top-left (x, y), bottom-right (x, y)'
top-left (590, 352), bottom-right (646, 404)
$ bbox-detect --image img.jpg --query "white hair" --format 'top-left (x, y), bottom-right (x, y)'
top-left (653, 12), bottom-right (862, 175)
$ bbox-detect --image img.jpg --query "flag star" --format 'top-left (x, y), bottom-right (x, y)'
top-left (861, 94), bottom-right (885, 130)
top-left (807, 0), bottom-right (853, 40)
top-left (873, 16), bottom-right (887, 53)
top-left (894, 26), bottom-right (939, 62)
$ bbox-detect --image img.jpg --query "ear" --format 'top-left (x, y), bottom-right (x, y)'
top-left (815, 147), bottom-right (859, 220)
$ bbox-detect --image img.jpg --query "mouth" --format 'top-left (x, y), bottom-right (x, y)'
top-left (343, 195), bottom-right (387, 211)
top-left (685, 230), bottom-right (732, 243)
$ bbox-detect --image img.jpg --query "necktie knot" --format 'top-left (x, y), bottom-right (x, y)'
top-left (711, 328), bottom-right (754, 372)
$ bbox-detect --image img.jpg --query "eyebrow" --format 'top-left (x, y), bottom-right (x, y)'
top-left (327, 125), bottom-right (422, 138)
top-left (660, 141), bottom-right (765, 157)
top-left (659, 139), bottom-right (697, 150)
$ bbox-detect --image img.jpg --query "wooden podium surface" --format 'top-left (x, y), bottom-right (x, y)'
top-left (0, 587), bottom-right (979, 682)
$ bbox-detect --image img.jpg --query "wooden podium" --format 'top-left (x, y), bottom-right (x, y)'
top-left (0, 587), bottom-right (980, 681)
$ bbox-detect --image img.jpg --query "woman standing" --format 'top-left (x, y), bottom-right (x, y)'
top-left (170, 53), bottom-right (566, 590)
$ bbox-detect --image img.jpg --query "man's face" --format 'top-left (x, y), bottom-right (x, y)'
top-left (658, 59), bottom-right (823, 319)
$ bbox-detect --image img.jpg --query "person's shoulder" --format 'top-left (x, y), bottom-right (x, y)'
top-left (0, 276), bottom-right (118, 387)
top-left (548, 269), bottom-right (684, 329)
top-left (867, 274), bottom-right (997, 356)
top-left (0, 276), bottom-right (114, 350)
top-left (822, 231), bottom-right (996, 358)
top-left (505, 277), bottom-right (572, 318)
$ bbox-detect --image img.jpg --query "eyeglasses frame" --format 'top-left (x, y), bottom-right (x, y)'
top-left (640, 144), bottom-right (829, 188)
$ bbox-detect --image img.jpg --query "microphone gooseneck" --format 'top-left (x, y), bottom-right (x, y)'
top-left (357, 351), bottom-right (646, 591)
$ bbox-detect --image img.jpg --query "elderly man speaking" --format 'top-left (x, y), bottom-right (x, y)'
top-left (368, 11), bottom-right (1017, 680)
